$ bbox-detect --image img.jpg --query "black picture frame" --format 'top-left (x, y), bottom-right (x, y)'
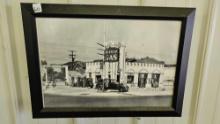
top-left (21, 3), bottom-right (195, 118)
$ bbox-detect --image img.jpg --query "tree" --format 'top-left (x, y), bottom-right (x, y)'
top-left (41, 60), bottom-right (47, 66)
top-left (47, 67), bottom-right (54, 82)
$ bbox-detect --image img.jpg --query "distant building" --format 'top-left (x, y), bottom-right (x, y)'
top-left (86, 61), bottom-right (176, 88)
top-left (40, 64), bottom-right (69, 87)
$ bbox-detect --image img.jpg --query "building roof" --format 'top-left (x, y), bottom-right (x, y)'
top-left (126, 57), bottom-right (165, 64)
top-left (62, 61), bottom-right (86, 73)
top-left (91, 56), bottom-right (165, 64)
top-left (164, 64), bottom-right (176, 67)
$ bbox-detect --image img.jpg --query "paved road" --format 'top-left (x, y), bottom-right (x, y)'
top-left (44, 86), bottom-right (173, 96)
top-left (43, 86), bottom-right (173, 108)
top-left (44, 93), bottom-right (172, 108)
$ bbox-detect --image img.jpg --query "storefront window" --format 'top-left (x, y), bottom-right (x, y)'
top-left (138, 73), bottom-right (148, 88)
top-left (127, 75), bottom-right (134, 84)
top-left (89, 72), bottom-right (92, 78)
top-left (95, 75), bottom-right (101, 83)
top-left (151, 73), bottom-right (160, 88)
top-left (117, 75), bottom-right (120, 82)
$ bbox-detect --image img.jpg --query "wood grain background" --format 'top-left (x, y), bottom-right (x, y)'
top-left (1, 0), bottom-right (220, 124)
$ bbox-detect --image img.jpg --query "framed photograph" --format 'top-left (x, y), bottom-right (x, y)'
top-left (21, 3), bottom-right (195, 118)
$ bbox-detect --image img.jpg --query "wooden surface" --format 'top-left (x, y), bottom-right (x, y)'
top-left (0, 0), bottom-right (219, 124)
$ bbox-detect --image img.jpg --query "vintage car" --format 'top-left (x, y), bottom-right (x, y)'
top-left (96, 79), bottom-right (129, 92)
top-left (85, 78), bottom-right (94, 88)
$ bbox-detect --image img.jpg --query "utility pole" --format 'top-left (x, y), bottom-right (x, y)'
top-left (96, 42), bottom-right (105, 91)
top-left (69, 50), bottom-right (76, 70)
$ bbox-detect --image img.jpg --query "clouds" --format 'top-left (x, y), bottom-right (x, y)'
top-left (36, 18), bottom-right (181, 64)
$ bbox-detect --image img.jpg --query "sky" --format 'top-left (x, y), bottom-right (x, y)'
top-left (36, 18), bottom-right (181, 65)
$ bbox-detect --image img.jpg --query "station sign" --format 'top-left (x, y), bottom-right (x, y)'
top-left (104, 47), bottom-right (119, 62)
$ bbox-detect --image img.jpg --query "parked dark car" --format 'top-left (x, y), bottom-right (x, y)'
top-left (85, 78), bottom-right (93, 88)
top-left (95, 78), bottom-right (103, 90)
top-left (96, 79), bottom-right (129, 92)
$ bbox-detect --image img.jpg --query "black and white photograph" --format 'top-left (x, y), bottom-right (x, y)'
top-left (36, 18), bottom-right (181, 108)
top-left (21, 3), bottom-right (195, 117)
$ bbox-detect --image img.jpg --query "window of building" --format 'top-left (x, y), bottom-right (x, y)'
top-left (89, 72), bottom-right (92, 78)
top-left (127, 75), bottom-right (134, 84)
top-left (138, 73), bottom-right (148, 88)
top-left (95, 75), bottom-right (101, 83)
top-left (117, 75), bottom-right (120, 82)
top-left (151, 73), bottom-right (160, 88)
top-left (108, 75), bottom-right (111, 83)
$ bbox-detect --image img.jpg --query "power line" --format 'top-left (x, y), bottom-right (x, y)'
top-left (96, 42), bottom-right (105, 47)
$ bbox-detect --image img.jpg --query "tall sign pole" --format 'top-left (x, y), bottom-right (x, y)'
top-left (119, 43), bottom-right (126, 84)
